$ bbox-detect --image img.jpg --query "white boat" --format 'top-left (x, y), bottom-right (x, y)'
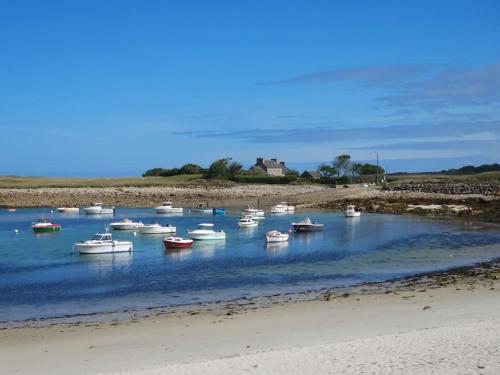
top-left (265, 230), bottom-right (289, 243)
top-left (154, 201), bottom-right (183, 214)
top-left (238, 217), bottom-right (258, 228)
top-left (188, 223), bottom-right (226, 240)
top-left (75, 233), bottom-right (133, 254)
top-left (191, 203), bottom-right (213, 214)
top-left (109, 218), bottom-right (145, 230)
top-left (84, 203), bottom-right (115, 215)
top-left (57, 206), bottom-right (80, 213)
top-left (291, 217), bottom-right (324, 232)
top-left (139, 223), bottom-right (176, 234)
top-left (239, 214), bottom-right (265, 222)
top-left (345, 205), bottom-right (361, 217)
top-left (271, 202), bottom-right (295, 214)
top-left (241, 206), bottom-right (265, 217)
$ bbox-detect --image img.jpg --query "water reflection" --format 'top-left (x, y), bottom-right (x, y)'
top-left (80, 252), bottom-right (133, 274)
top-left (164, 248), bottom-right (193, 261)
top-left (265, 241), bottom-right (289, 253)
top-left (194, 240), bottom-right (226, 257)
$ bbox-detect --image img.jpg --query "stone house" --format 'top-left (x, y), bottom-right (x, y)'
top-left (301, 170), bottom-right (321, 180)
top-left (249, 157), bottom-right (292, 176)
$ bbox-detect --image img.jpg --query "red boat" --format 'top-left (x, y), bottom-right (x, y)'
top-left (163, 236), bottom-right (193, 249)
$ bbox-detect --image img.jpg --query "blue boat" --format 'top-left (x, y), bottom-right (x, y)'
top-left (212, 208), bottom-right (225, 215)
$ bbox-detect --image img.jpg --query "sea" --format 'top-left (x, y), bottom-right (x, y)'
top-left (0, 207), bottom-right (499, 323)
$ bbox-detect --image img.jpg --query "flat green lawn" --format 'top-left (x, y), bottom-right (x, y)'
top-left (388, 171), bottom-right (500, 184)
top-left (0, 174), bottom-right (205, 188)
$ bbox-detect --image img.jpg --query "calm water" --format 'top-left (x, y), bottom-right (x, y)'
top-left (0, 208), bottom-right (499, 322)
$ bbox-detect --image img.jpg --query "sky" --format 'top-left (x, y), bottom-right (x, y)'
top-left (0, 0), bottom-right (499, 176)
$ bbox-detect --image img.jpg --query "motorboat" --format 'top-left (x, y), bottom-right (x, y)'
top-left (32, 218), bottom-right (61, 233)
top-left (265, 230), bottom-right (289, 243)
top-left (191, 203), bottom-right (213, 214)
top-left (239, 214), bottom-right (265, 222)
top-left (154, 201), bottom-right (183, 214)
top-left (163, 236), bottom-right (193, 249)
top-left (139, 223), bottom-right (176, 234)
top-left (109, 218), bottom-right (145, 230)
top-left (238, 217), bottom-right (258, 228)
top-left (271, 202), bottom-right (295, 214)
top-left (57, 206), bottom-right (80, 213)
top-left (7, 208), bottom-right (17, 212)
top-left (188, 223), bottom-right (226, 240)
top-left (345, 205), bottom-right (361, 217)
top-left (291, 218), bottom-right (324, 232)
top-left (212, 207), bottom-right (225, 215)
top-left (74, 233), bottom-right (133, 254)
top-left (84, 203), bottom-right (115, 215)
top-left (241, 206), bottom-right (265, 217)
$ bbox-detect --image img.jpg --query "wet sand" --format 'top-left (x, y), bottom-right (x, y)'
top-left (1, 261), bottom-right (499, 374)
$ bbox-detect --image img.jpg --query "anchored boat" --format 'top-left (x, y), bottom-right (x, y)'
top-left (188, 223), bottom-right (226, 240)
top-left (345, 205), bottom-right (361, 217)
top-left (74, 233), bottom-right (133, 254)
top-left (57, 206), bottom-right (80, 213)
top-left (154, 201), bottom-right (183, 214)
top-left (32, 219), bottom-right (61, 233)
top-left (291, 218), bottom-right (324, 232)
top-left (139, 223), bottom-right (176, 234)
top-left (84, 203), bottom-right (114, 215)
top-left (109, 218), bottom-right (144, 230)
top-left (191, 203), bottom-right (213, 214)
top-left (241, 206), bottom-right (265, 217)
top-left (238, 217), bottom-right (258, 228)
top-left (163, 236), bottom-right (193, 249)
top-left (265, 230), bottom-right (289, 243)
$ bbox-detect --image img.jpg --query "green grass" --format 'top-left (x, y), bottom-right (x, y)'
top-left (0, 174), bottom-right (205, 188)
top-left (387, 171), bottom-right (500, 184)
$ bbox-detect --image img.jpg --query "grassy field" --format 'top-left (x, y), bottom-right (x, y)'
top-left (387, 171), bottom-right (500, 184)
top-left (0, 175), bottom-right (206, 188)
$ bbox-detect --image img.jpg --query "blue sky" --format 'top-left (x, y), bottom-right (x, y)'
top-left (1, 0), bottom-right (499, 176)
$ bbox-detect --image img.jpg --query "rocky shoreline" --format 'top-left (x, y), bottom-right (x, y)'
top-left (386, 182), bottom-right (499, 195)
top-left (0, 184), bottom-right (328, 208)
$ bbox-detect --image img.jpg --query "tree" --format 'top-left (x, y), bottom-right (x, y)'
top-left (228, 161), bottom-right (243, 177)
top-left (318, 163), bottom-right (337, 178)
top-left (359, 163), bottom-right (385, 176)
top-left (204, 158), bottom-right (231, 180)
top-left (350, 162), bottom-right (363, 177)
top-left (332, 154), bottom-right (351, 176)
top-left (180, 163), bottom-right (205, 175)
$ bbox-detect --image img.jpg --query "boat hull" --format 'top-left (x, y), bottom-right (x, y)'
top-left (163, 239), bottom-right (193, 249)
top-left (155, 207), bottom-right (183, 214)
top-left (292, 224), bottom-right (324, 232)
top-left (57, 207), bottom-right (80, 213)
top-left (32, 225), bottom-right (61, 233)
top-left (266, 234), bottom-right (289, 243)
top-left (140, 226), bottom-right (176, 234)
top-left (239, 222), bottom-right (258, 228)
top-left (345, 212), bottom-right (361, 217)
top-left (212, 208), bottom-right (225, 215)
top-left (75, 242), bottom-right (133, 254)
top-left (110, 224), bottom-right (143, 230)
top-left (188, 232), bottom-right (226, 240)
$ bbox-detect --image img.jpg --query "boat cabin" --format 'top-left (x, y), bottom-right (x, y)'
top-left (92, 233), bottom-right (113, 241)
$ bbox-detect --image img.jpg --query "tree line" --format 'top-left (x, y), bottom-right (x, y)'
top-left (317, 154), bottom-right (384, 179)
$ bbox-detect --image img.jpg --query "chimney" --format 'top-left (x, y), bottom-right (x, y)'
top-left (271, 158), bottom-right (277, 162)
top-left (256, 157), bottom-right (264, 165)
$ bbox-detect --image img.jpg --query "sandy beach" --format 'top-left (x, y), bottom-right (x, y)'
top-left (1, 262), bottom-right (499, 375)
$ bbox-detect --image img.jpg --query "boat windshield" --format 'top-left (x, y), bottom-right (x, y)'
top-left (92, 234), bottom-right (112, 241)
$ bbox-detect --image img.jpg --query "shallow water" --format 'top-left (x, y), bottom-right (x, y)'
top-left (0, 207), bottom-right (499, 322)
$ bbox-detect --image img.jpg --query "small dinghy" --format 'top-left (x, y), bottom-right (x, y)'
top-left (265, 230), bottom-right (289, 243)
top-left (163, 236), bottom-right (194, 249)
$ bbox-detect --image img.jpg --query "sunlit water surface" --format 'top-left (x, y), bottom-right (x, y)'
top-left (0, 208), bottom-right (499, 322)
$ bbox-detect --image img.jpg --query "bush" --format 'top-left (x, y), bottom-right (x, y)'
top-left (180, 163), bottom-right (205, 175)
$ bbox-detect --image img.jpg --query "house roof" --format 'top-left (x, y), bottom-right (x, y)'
top-left (261, 159), bottom-right (282, 169)
top-left (302, 170), bottom-right (321, 178)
